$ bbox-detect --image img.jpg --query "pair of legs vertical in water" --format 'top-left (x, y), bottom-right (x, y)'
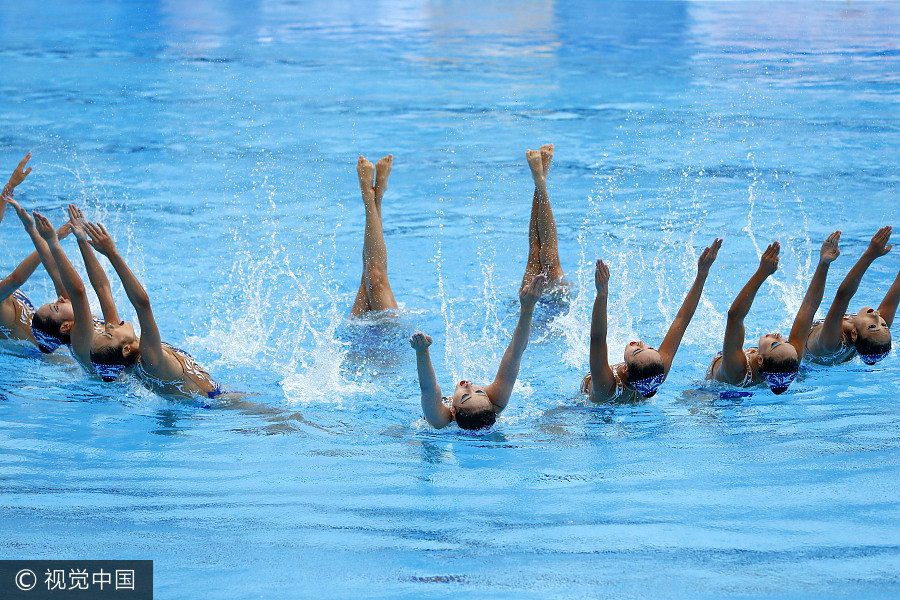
top-left (521, 144), bottom-right (566, 293)
top-left (350, 145), bottom-right (565, 316)
top-left (350, 155), bottom-right (398, 316)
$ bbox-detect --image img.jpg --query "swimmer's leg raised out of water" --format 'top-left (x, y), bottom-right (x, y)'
top-left (350, 155), bottom-right (398, 316)
top-left (522, 147), bottom-right (548, 289)
top-left (521, 146), bottom-right (565, 293)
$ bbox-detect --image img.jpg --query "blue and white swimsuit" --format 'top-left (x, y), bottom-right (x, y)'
top-left (134, 343), bottom-right (225, 399)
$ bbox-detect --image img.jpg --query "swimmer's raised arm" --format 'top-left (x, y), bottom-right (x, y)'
top-left (69, 205), bottom-right (120, 325)
top-left (720, 242), bottom-right (779, 384)
top-left (788, 231), bottom-right (840, 359)
top-left (658, 238), bottom-right (722, 372)
top-left (813, 226), bottom-right (891, 353)
top-left (85, 222), bottom-right (174, 376)
top-left (0, 153), bottom-right (33, 224)
top-left (483, 273), bottom-right (546, 412)
top-left (589, 260), bottom-right (616, 397)
top-left (9, 198), bottom-right (70, 299)
top-left (34, 211), bottom-right (93, 364)
top-left (877, 264), bottom-right (900, 328)
top-left (0, 200), bottom-right (71, 302)
top-left (409, 332), bottom-right (451, 428)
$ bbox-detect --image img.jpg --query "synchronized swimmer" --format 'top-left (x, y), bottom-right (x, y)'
top-left (0, 149), bottom-right (895, 427)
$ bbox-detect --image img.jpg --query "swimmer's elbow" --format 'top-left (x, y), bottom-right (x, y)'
top-left (726, 306), bottom-right (744, 322)
top-left (70, 281), bottom-right (87, 298)
top-left (130, 289), bottom-right (152, 310)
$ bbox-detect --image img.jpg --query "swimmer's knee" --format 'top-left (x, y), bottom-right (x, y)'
top-left (365, 267), bottom-right (391, 294)
top-left (539, 245), bottom-right (560, 265)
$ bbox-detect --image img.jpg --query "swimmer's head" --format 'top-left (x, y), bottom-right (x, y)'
top-left (757, 332), bottom-right (799, 394)
top-left (451, 380), bottom-right (496, 431)
top-left (90, 321), bottom-right (139, 382)
top-left (850, 307), bottom-right (891, 365)
top-left (31, 297), bottom-right (75, 353)
top-left (623, 341), bottom-right (665, 397)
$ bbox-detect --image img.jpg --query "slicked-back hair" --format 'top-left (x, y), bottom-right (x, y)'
top-left (31, 313), bottom-right (68, 353)
top-left (455, 405), bottom-right (496, 430)
top-left (628, 359), bottom-right (665, 398)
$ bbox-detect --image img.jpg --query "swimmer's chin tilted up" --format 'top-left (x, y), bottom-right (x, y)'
top-left (80, 221), bottom-right (227, 399)
top-left (584, 237), bottom-right (722, 403)
top-left (410, 273), bottom-right (547, 431)
top-left (706, 231), bottom-right (841, 393)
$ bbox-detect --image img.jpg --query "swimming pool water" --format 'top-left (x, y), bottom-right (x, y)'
top-left (1, 1), bottom-right (898, 598)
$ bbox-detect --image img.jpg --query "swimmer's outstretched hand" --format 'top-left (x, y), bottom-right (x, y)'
top-left (697, 238), bottom-right (723, 274)
top-left (865, 226), bottom-right (892, 258)
top-left (4, 152), bottom-right (32, 196)
top-left (9, 199), bottom-right (71, 239)
top-left (67, 204), bottom-right (88, 242)
top-left (409, 332), bottom-right (433, 353)
top-left (8, 198), bottom-right (33, 227)
top-left (594, 259), bottom-right (610, 295)
top-left (32, 211), bottom-right (57, 241)
top-left (819, 230), bottom-right (841, 264)
top-left (84, 222), bottom-right (116, 256)
top-left (758, 242), bottom-right (780, 275)
top-left (520, 273), bottom-right (547, 308)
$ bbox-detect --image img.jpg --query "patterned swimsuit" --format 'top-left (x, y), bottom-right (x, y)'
top-left (0, 290), bottom-right (36, 341)
top-left (134, 343), bottom-right (224, 399)
top-left (581, 363), bottom-right (642, 402)
top-left (706, 348), bottom-right (757, 386)
top-left (805, 317), bottom-right (856, 366)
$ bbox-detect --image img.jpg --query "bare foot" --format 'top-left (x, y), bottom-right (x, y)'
top-left (526, 149), bottom-right (545, 186)
top-left (540, 144), bottom-right (554, 178)
top-left (357, 156), bottom-right (375, 204)
top-left (374, 154), bottom-right (393, 211)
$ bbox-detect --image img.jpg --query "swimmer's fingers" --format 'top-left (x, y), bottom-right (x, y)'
top-left (85, 221), bottom-right (116, 255)
top-left (66, 204), bottom-right (87, 241)
top-left (32, 211), bottom-right (55, 239)
top-left (409, 332), bottom-right (433, 351)
top-left (759, 242), bottom-right (779, 274)
top-left (67, 203), bottom-right (85, 224)
top-left (594, 259), bottom-right (610, 292)
top-left (819, 230), bottom-right (840, 263)
top-left (7, 152), bottom-right (32, 189)
top-left (9, 198), bottom-right (31, 225)
top-left (868, 226), bottom-right (893, 257)
top-left (698, 238), bottom-right (723, 271)
top-left (520, 273), bottom-right (547, 307)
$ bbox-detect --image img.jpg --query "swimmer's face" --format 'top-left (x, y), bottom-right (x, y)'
top-left (451, 380), bottom-right (492, 414)
top-left (852, 307), bottom-right (891, 345)
top-left (36, 297), bottom-right (74, 332)
top-left (623, 340), bottom-right (661, 369)
top-left (757, 332), bottom-right (797, 361)
top-left (93, 321), bottom-right (139, 356)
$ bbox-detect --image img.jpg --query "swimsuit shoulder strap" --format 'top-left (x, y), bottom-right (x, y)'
top-left (740, 348), bottom-right (756, 386)
top-left (611, 364), bottom-right (625, 400)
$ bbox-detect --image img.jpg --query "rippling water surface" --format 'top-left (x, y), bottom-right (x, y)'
top-left (1, 1), bottom-right (898, 598)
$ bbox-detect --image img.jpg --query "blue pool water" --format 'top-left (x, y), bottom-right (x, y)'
top-left (1, 1), bottom-right (899, 597)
